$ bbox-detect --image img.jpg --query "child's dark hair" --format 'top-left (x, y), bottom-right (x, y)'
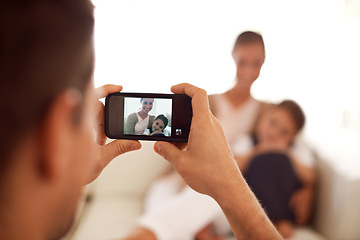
top-left (233, 31), bottom-right (265, 53)
top-left (155, 114), bottom-right (168, 129)
top-left (277, 100), bottom-right (306, 132)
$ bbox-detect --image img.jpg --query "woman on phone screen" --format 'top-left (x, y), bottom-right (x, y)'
top-left (124, 98), bottom-right (155, 135)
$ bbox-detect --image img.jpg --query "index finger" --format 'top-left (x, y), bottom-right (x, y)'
top-left (96, 84), bottom-right (123, 99)
top-left (171, 83), bottom-right (210, 118)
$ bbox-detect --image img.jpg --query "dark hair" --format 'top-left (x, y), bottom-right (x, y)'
top-left (0, 1), bottom-right (94, 178)
top-left (140, 98), bottom-right (154, 103)
top-left (155, 114), bottom-right (168, 129)
top-left (277, 100), bottom-right (306, 132)
top-left (233, 31), bottom-right (265, 53)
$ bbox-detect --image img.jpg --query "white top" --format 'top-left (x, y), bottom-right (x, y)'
top-left (231, 134), bottom-right (315, 167)
top-left (134, 113), bottom-right (150, 135)
top-left (212, 94), bottom-right (261, 145)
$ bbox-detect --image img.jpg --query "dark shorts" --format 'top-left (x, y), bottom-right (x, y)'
top-left (243, 152), bottom-right (301, 222)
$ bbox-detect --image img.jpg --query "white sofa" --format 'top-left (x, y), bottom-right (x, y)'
top-left (64, 141), bottom-right (360, 240)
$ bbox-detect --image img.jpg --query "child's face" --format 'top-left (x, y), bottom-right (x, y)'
top-left (152, 119), bottom-right (165, 132)
top-left (141, 98), bottom-right (154, 113)
top-left (232, 43), bottom-right (265, 87)
top-left (256, 107), bottom-right (297, 146)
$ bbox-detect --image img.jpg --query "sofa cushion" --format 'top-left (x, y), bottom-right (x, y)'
top-left (73, 195), bottom-right (143, 240)
top-left (90, 141), bottom-right (172, 197)
top-left (314, 157), bottom-right (360, 240)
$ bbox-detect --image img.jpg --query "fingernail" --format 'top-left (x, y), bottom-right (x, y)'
top-left (155, 143), bottom-right (161, 153)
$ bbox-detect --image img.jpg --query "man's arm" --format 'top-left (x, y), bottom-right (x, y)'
top-left (215, 175), bottom-right (281, 239)
top-left (154, 83), bottom-right (282, 240)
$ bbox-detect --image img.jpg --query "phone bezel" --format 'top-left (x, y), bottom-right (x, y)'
top-left (105, 92), bottom-right (192, 142)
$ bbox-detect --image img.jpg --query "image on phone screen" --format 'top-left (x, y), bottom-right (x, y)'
top-left (105, 93), bottom-right (192, 142)
top-left (124, 97), bottom-right (172, 137)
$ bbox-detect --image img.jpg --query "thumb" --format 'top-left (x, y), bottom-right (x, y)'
top-left (154, 141), bottom-right (183, 163)
top-left (101, 140), bottom-right (141, 166)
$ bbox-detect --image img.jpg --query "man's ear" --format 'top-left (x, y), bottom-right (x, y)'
top-left (36, 89), bottom-right (82, 182)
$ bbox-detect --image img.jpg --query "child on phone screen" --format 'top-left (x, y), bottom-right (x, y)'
top-left (143, 114), bottom-right (168, 137)
top-left (231, 100), bottom-right (315, 238)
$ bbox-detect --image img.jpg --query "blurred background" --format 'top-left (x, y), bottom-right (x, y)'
top-left (67, 1), bottom-right (360, 239)
top-left (92, 0), bottom-right (360, 177)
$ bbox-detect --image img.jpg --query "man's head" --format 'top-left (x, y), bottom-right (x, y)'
top-left (256, 100), bottom-right (305, 146)
top-left (0, 1), bottom-right (96, 239)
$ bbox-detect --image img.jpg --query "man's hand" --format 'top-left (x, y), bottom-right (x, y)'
top-left (153, 84), bottom-right (282, 240)
top-left (86, 85), bottom-right (141, 184)
top-left (154, 83), bottom-right (240, 199)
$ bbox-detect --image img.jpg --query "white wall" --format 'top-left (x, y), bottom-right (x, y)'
top-left (92, 0), bottom-right (360, 171)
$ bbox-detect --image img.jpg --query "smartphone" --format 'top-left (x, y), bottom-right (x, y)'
top-left (105, 92), bottom-right (192, 142)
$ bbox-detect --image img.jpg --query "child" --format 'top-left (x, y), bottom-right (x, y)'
top-left (232, 100), bottom-right (316, 238)
top-left (143, 114), bottom-right (169, 136)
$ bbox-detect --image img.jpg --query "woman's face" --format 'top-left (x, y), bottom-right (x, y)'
top-left (232, 43), bottom-right (265, 87)
top-left (141, 98), bottom-right (154, 113)
top-left (152, 119), bottom-right (165, 132)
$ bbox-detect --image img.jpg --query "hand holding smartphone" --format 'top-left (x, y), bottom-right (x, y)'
top-left (105, 93), bottom-right (192, 142)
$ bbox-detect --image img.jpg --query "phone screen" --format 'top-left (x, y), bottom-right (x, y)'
top-left (105, 93), bottom-right (192, 142)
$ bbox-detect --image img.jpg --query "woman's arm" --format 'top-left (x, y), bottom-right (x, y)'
top-left (288, 153), bottom-right (316, 186)
top-left (288, 152), bottom-right (316, 225)
top-left (289, 184), bottom-right (315, 225)
top-left (124, 113), bottom-right (137, 134)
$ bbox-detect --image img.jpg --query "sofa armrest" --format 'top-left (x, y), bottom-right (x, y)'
top-left (314, 157), bottom-right (360, 240)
